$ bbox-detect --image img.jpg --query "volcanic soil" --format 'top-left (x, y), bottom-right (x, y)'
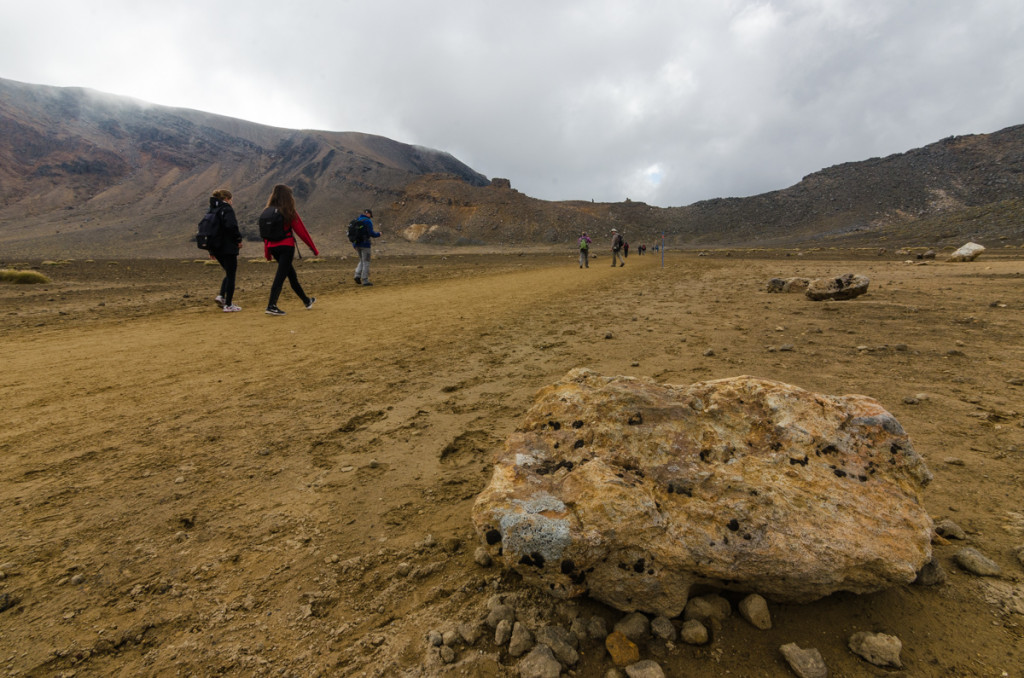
top-left (1, 248), bottom-right (1022, 677)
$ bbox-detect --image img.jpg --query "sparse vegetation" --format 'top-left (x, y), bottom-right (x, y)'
top-left (0, 269), bottom-right (51, 284)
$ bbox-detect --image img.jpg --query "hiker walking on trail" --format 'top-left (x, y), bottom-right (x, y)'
top-left (610, 228), bottom-right (625, 267)
top-left (206, 188), bottom-right (243, 312)
top-left (260, 184), bottom-right (319, 316)
top-left (578, 231), bottom-right (591, 268)
top-left (350, 209), bottom-right (381, 286)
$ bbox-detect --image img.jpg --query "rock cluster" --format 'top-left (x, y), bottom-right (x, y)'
top-left (473, 369), bottom-right (934, 617)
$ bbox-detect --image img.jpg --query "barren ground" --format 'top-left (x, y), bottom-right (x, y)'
top-left (1, 249), bottom-right (1022, 677)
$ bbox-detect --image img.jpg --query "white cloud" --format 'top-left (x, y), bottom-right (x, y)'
top-left (2, 0), bottom-right (1023, 206)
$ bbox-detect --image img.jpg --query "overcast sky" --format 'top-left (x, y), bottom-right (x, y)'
top-left (3, 1), bottom-right (1023, 207)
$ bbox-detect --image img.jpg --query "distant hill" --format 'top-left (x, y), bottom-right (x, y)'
top-left (1, 77), bottom-right (1022, 257)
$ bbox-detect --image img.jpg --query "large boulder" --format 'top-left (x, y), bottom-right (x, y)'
top-left (948, 242), bottom-right (985, 262)
top-left (472, 369), bottom-right (933, 617)
top-left (805, 273), bottom-right (870, 301)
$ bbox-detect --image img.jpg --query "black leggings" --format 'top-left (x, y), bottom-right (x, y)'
top-left (268, 246), bottom-right (309, 308)
top-left (214, 252), bottom-right (238, 305)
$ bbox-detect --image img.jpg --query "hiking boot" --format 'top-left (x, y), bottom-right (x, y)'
top-left (354, 277), bottom-right (362, 285)
top-left (265, 306), bottom-right (286, 316)
top-left (215, 295), bottom-right (225, 307)
top-left (361, 281), bottom-right (373, 287)
top-left (223, 304), bottom-right (242, 313)
top-left (305, 297), bottom-right (316, 310)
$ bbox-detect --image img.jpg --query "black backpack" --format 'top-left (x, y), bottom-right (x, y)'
top-left (258, 207), bottom-right (290, 241)
top-left (347, 218), bottom-right (366, 244)
top-left (195, 208), bottom-right (222, 250)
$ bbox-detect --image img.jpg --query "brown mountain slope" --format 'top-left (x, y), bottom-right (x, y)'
top-left (1, 77), bottom-right (1022, 257)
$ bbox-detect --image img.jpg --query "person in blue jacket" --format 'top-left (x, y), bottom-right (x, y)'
top-left (352, 209), bottom-right (381, 286)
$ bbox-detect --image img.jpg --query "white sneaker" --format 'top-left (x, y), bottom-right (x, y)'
top-left (215, 295), bottom-right (225, 307)
top-left (222, 304), bottom-right (242, 312)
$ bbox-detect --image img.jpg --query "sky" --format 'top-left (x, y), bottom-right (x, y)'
top-left (3, 1), bottom-right (1023, 207)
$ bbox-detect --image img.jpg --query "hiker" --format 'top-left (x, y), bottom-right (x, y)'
top-left (611, 228), bottom-right (625, 267)
top-left (578, 231), bottom-right (592, 268)
top-left (261, 184), bottom-right (319, 316)
top-left (207, 188), bottom-right (243, 312)
top-left (623, 241), bottom-right (630, 258)
top-left (351, 209), bottom-right (381, 286)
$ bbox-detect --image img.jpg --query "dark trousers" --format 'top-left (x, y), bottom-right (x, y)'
top-left (268, 246), bottom-right (309, 308)
top-left (214, 252), bottom-right (238, 305)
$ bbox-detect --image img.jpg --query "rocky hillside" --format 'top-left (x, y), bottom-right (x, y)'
top-left (1, 77), bottom-right (1022, 257)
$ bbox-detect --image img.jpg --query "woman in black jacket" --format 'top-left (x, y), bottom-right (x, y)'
top-left (208, 188), bottom-right (243, 312)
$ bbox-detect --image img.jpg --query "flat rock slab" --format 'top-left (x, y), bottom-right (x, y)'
top-left (473, 369), bottom-right (934, 616)
top-left (805, 273), bottom-right (870, 301)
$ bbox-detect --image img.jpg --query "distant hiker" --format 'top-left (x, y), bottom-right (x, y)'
top-left (623, 241), bottom-right (630, 258)
top-left (260, 184), bottom-right (319, 316)
top-left (611, 229), bottom-right (625, 267)
top-left (350, 209), bottom-right (381, 286)
top-left (578, 231), bottom-right (592, 268)
top-left (206, 188), bottom-right (242, 312)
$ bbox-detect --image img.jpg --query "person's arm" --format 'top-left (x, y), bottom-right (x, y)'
top-left (291, 215), bottom-right (320, 256)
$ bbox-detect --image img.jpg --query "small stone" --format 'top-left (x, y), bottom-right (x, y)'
top-left (586, 616), bottom-right (609, 640)
top-left (517, 644), bottom-right (562, 678)
top-left (494, 618), bottom-right (513, 645)
top-left (702, 348), bottom-right (715, 357)
top-left (439, 645), bottom-right (456, 664)
top-left (779, 344), bottom-right (795, 352)
top-left (508, 621), bottom-right (533, 657)
top-left (848, 631), bottom-right (903, 667)
top-left (69, 574), bottom-right (85, 586)
top-left (426, 630), bottom-right (443, 647)
top-left (458, 621), bottom-right (483, 646)
top-left (486, 603), bottom-right (515, 628)
top-left (913, 557), bottom-right (947, 586)
top-left (613, 612), bottom-right (650, 640)
top-left (605, 332), bottom-right (615, 340)
top-left (680, 619), bottom-right (708, 645)
top-left (442, 630), bottom-right (458, 647)
top-left (738, 593), bottom-right (772, 630)
top-left (631, 361), bottom-right (640, 367)
top-left (954, 547), bottom-right (1002, 576)
top-left (1015, 545), bottom-right (1024, 568)
top-left (605, 631), bottom-right (640, 666)
top-left (473, 547), bottom-right (492, 567)
top-left (683, 594), bottom-right (731, 624)
top-left (935, 519), bottom-right (966, 540)
top-left (650, 616), bottom-right (676, 641)
top-left (625, 659), bottom-right (666, 678)
top-left (535, 625), bottom-right (578, 666)
top-left (779, 642), bottom-right (828, 678)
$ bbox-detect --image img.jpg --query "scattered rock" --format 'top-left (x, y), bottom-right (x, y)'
top-left (738, 593), bottom-right (772, 630)
top-left (427, 630), bottom-right (443, 647)
top-left (486, 603), bottom-right (515, 628)
top-left (935, 519), bottom-right (966, 540)
top-left (624, 659), bottom-right (666, 678)
top-left (495, 619), bottom-right (513, 645)
top-left (605, 631), bottom-right (640, 666)
top-left (458, 622), bottom-right (484, 646)
top-left (954, 547), bottom-right (1002, 576)
top-left (650, 616), bottom-right (676, 641)
top-left (535, 625), bottom-right (578, 666)
top-left (779, 642), bottom-right (828, 678)
top-left (473, 369), bottom-right (934, 616)
top-left (680, 619), bottom-right (708, 645)
top-left (848, 631), bottom-right (903, 667)
top-left (586, 616), bottom-right (609, 640)
top-left (439, 645), bottom-right (456, 663)
top-left (913, 557), bottom-right (947, 586)
top-left (508, 621), bottom-right (533, 657)
top-left (517, 644), bottom-right (562, 678)
top-left (767, 277), bottom-right (811, 293)
top-left (948, 242), bottom-right (985, 262)
top-left (474, 547), bottom-right (493, 567)
top-left (613, 612), bottom-right (650, 640)
top-left (683, 594), bottom-right (731, 625)
top-left (805, 273), bottom-right (870, 301)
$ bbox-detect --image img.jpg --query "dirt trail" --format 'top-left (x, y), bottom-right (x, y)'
top-left (1, 251), bottom-right (1022, 677)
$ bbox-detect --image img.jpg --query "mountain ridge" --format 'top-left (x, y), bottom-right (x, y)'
top-left (1, 77), bottom-right (1022, 257)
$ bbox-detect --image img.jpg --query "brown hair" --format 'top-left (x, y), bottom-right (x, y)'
top-left (212, 188), bottom-right (232, 201)
top-left (265, 184), bottom-right (296, 222)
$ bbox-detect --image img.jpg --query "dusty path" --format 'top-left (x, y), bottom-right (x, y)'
top-left (1, 251), bottom-right (1022, 676)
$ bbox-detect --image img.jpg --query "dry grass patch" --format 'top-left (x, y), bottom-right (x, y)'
top-left (0, 269), bottom-right (51, 284)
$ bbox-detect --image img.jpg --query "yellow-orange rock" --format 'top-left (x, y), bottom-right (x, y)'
top-left (472, 369), bottom-right (933, 616)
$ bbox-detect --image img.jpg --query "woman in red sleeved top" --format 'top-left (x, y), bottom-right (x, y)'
top-left (262, 184), bottom-right (319, 316)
